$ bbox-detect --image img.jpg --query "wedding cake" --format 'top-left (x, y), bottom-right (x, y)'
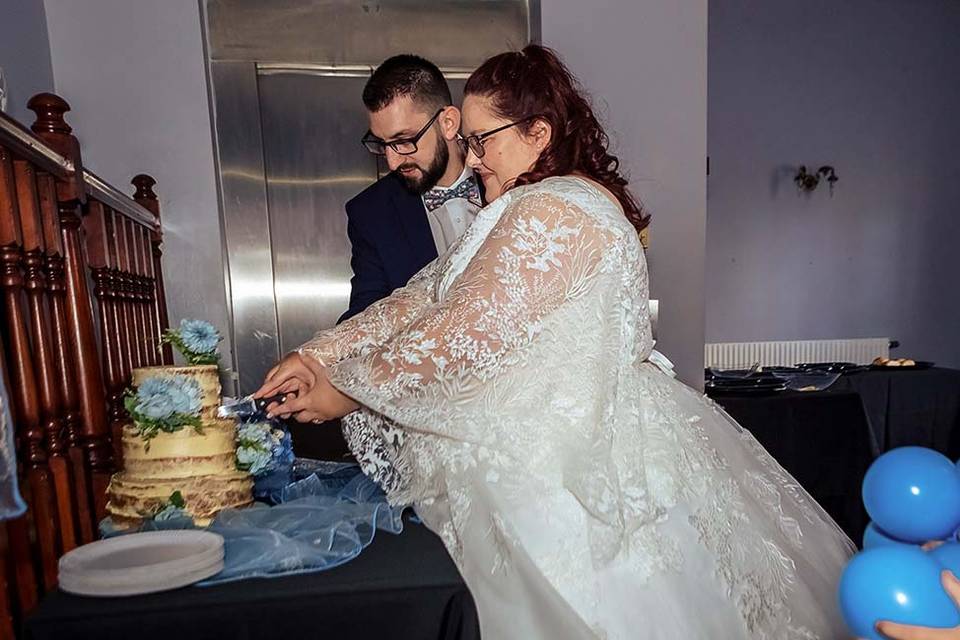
top-left (106, 321), bottom-right (253, 527)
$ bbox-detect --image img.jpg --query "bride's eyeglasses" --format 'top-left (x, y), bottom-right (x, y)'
top-left (362, 109), bottom-right (444, 156)
top-left (457, 116), bottom-right (537, 159)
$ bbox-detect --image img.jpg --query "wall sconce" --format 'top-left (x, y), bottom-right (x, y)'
top-left (794, 165), bottom-right (839, 195)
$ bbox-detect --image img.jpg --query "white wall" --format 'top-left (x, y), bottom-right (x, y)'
top-left (43, 0), bottom-right (233, 373)
top-left (707, 0), bottom-right (960, 368)
top-left (0, 0), bottom-right (55, 124)
top-left (543, 0), bottom-right (709, 385)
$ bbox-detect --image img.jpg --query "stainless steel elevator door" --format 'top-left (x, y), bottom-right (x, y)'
top-left (258, 72), bottom-right (376, 355)
top-left (257, 73), bottom-right (466, 357)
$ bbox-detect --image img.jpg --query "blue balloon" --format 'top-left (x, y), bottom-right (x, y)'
top-left (863, 447), bottom-right (960, 542)
top-left (839, 547), bottom-right (960, 639)
top-left (863, 521), bottom-right (916, 550)
top-left (931, 543), bottom-right (960, 575)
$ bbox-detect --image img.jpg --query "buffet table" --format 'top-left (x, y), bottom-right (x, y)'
top-left (711, 367), bottom-right (960, 542)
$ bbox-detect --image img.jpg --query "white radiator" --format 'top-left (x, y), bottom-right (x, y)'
top-left (704, 338), bottom-right (891, 369)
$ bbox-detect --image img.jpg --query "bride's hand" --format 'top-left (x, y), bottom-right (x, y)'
top-left (255, 352), bottom-right (321, 401)
top-left (266, 357), bottom-right (359, 423)
top-left (875, 571), bottom-right (960, 639)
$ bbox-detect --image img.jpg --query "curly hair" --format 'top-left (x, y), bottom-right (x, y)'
top-left (464, 45), bottom-right (649, 234)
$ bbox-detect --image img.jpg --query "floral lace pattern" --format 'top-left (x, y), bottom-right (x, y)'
top-left (299, 177), bottom-right (853, 638)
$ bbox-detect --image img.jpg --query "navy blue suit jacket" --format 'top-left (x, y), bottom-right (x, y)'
top-left (339, 172), bottom-right (438, 323)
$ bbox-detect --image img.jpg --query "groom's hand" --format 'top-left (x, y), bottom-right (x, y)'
top-left (268, 356), bottom-right (359, 423)
top-left (255, 352), bottom-right (321, 404)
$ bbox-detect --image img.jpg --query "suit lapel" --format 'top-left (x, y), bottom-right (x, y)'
top-left (391, 180), bottom-right (439, 265)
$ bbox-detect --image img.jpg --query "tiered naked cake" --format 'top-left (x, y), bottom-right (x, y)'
top-left (106, 365), bottom-right (253, 527)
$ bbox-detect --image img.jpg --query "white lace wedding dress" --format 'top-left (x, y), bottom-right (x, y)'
top-left (301, 176), bottom-right (855, 639)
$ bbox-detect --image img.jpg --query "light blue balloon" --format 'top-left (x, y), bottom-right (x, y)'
top-left (931, 543), bottom-right (960, 576)
top-left (863, 521), bottom-right (915, 550)
top-left (839, 547), bottom-right (960, 639)
top-left (863, 447), bottom-right (960, 543)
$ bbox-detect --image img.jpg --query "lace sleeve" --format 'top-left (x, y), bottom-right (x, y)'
top-left (327, 189), bottom-right (611, 437)
top-left (297, 260), bottom-right (440, 366)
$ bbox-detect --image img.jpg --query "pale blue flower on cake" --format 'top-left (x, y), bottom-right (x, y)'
top-left (136, 375), bottom-right (202, 420)
top-left (237, 445), bottom-right (272, 476)
top-left (237, 422), bottom-right (271, 447)
top-left (154, 504), bottom-right (188, 521)
top-left (236, 422), bottom-right (292, 477)
top-left (178, 319), bottom-right (221, 355)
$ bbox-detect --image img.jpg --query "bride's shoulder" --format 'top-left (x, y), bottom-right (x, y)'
top-left (504, 175), bottom-right (597, 204)
top-left (495, 177), bottom-right (624, 226)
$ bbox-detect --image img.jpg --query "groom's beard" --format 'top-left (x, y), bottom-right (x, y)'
top-left (396, 137), bottom-right (448, 195)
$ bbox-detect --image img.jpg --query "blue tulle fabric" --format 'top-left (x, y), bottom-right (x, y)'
top-left (101, 460), bottom-right (407, 585)
top-left (0, 376), bottom-right (26, 521)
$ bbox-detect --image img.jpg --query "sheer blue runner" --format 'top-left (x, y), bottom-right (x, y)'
top-left (101, 460), bottom-right (407, 585)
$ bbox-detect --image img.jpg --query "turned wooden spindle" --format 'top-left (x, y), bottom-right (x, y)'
top-left (136, 226), bottom-right (158, 365)
top-left (85, 202), bottom-right (127, 470)
top-left (122, 215), bottom-right (147, 369)
top-left (110, 213), bottom-right (136, 376)
top-left (37, 173), bottom-right (94, 543)
top-left (124, 218), bottom-right (143, 367)
top-left (0, 150), bottom-right (58, 589)
top-left (13, 159), bottom-right (77, 554)
top-left (57, 200), bottom-right (113, 518)
top-left (132, 174), bottom-right (172, 364)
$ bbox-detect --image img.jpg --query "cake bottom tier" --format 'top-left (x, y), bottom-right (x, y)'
top-left (106, 471), bottom-right (253, 527)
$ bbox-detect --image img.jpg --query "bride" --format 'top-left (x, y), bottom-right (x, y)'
top-left (256, 44), bottom-right (855, 639)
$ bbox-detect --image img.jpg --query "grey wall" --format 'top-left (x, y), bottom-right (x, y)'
top-left (543, 0), bottom-right (709, 386)
top-left (42, 0), bottom-right (234, 376)
top-left (707, 0), bottom-right (960, 367)
top-left (0, 0), bottom-right (55, 124)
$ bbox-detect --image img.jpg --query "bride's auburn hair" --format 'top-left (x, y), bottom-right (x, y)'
top-left (464, 45), bottom-right (650, 234)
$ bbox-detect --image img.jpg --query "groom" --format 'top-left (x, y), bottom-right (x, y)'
top-left (341, 54), bottom-right (482, 322)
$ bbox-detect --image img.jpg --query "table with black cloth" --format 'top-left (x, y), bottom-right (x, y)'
top-left (25, 518), bottom-right (480, 640)
top-left (710, 367), bottom-right (960, 544)
top-left (832, 367), bottom-right (960, 456)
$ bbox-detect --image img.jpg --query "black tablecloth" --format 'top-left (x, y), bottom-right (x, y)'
top-left (832, 368), bottom-right (960, 456)
top-left (25, 518), bottom-right (479, 640)
top-left (711, 390), bottom-right (874, 542)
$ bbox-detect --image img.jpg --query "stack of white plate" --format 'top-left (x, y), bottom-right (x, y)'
top-left (59, 530), bottom-right (225, 597)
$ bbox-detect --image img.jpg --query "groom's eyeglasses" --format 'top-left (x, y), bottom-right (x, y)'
top-left (361, 109), bottom-right (444, 156)
top-left (456, 116), bottom-right (537, 159)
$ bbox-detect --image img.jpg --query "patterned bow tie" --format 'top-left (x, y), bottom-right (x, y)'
top-left (422, 176), bottom-right (481, 212)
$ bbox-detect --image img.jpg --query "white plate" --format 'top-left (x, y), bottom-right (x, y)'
top-left (60, 556), bottom-right (224, 597)
top-left (59, 531), bottom-right (224, 597)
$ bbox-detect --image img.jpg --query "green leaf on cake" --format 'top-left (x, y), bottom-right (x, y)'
top-left (169, 490), bottom-right (186, 509)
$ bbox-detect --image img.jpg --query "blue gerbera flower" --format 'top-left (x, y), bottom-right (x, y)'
top-left (178, 319), bottom-right (221, 355)
top-left (135, 375), bottom-right (202, 420)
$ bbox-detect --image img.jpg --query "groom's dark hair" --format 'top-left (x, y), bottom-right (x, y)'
top-left (363, 54), bottom-right (452, 114)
